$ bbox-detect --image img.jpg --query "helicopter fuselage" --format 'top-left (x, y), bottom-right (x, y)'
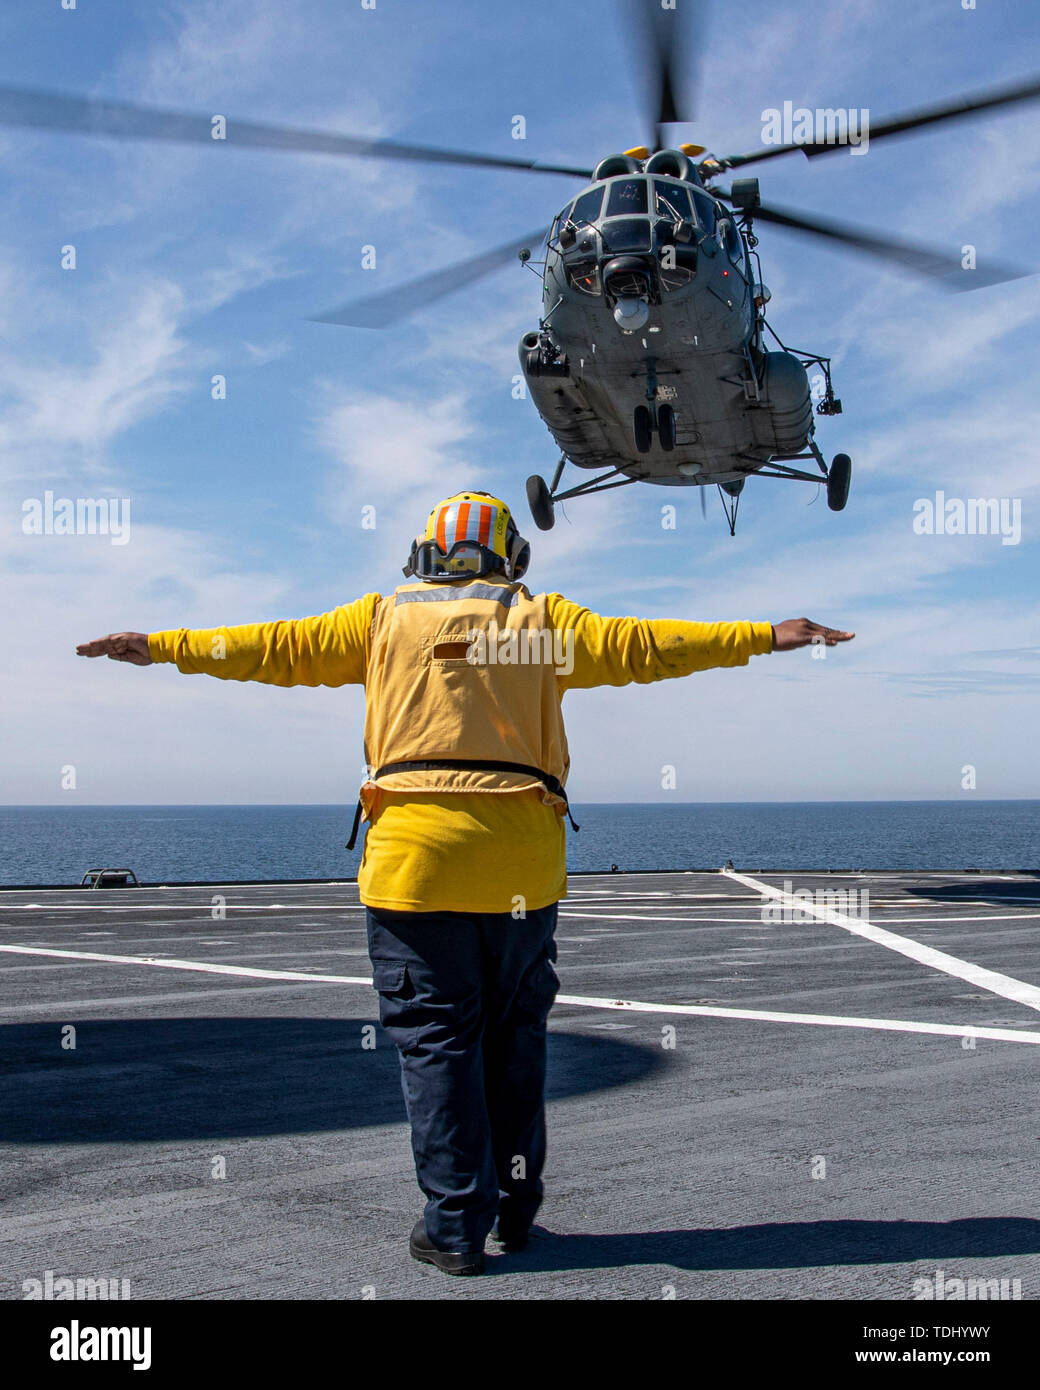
top-left (519, 157), bottom-right (815, 490)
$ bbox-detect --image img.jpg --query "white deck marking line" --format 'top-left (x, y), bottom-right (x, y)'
top-left (868, 914), bottom-right (1040, 924)
top-left (561, 895), bottom-right (739, 906)
top-left (2, 903), bottom-right (365, 913)
top-left (562, 910), bottom-right (1040, 928)
top-left (723, 869), bottom-right (1040, 1013)
top-left (1, 942), bottom-right (1039, 1046)
top-left (0, 944), bottom-right (372, 986)
top-left (558, 911), bottom-right (750, 924)
top-left (564, 911), bottom-right (1040, 926)
top-left (553, 996), bottom-right (1040, 1046)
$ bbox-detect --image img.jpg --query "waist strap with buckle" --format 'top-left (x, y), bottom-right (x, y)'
top-left (345, 759), bottom-right (579, 850)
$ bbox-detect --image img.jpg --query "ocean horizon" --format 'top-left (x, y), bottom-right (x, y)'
top-left (1, 801), bottom-right (1037, 885)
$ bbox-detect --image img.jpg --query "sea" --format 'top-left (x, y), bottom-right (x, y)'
top-left (0, 801), bottom-right (1037, 886)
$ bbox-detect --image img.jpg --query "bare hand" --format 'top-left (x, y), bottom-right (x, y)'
top-left (76, 632), bottom-right (153, 666)
top-left (771, 619), bottom-right (855, 652)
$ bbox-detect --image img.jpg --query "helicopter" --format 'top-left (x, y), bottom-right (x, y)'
top-left (2, 3), bottom-right (1036, 534)
top-left (512, 147), bottom-right (848, 535)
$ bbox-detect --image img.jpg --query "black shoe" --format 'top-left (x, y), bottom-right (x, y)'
top-left (493, 1194), bottom-right (542, 1252)
top-left (408, 1219), bottom-right (486, 1276)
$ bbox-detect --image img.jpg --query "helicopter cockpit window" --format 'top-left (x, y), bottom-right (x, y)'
top-left (605, 177), bottom-right (649, 217)
top-left (570, 187), bottom-right (604, 226)
top-left (692, 189), bottom-right (717, 236)
top-left (654, 180), bottom-right (692, 222)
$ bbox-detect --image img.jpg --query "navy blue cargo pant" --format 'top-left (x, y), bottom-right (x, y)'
top-left (365, 903), bottom-right (559, 1252)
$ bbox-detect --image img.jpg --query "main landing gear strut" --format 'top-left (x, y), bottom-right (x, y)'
top-left (752, 437), bottom-right (853, 513)
top-left (526, 455), bottom-right (639, 532)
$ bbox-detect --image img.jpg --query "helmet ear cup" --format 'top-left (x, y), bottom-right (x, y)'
top-left (508, 530), bottom-right (531, 580)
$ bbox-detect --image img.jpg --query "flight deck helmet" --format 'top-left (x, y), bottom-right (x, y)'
top-left (403, 491), bottom-right (531, 582)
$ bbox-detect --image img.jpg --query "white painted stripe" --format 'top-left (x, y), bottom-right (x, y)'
top-left (1, 903), bottom-right (365, 913)
top-left (561, 895), bottom-right (739, 906)
top-left (0, 944), bottom-right (372, 986)
top-left (554, 995), bottom-right (1040, 1046)
top-left (872, 914), bottom-right (1040, 924)
top-left (723, 869), bottom-right (1040, 1013)
top-left (1, 942), bottom-right (1039, 1047)
top-left (565, 911), bottom-right (1040, 926)
top-left (558, 911), bottom-right (739, 924)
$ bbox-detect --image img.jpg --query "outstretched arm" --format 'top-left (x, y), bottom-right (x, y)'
top-left (76, 594), bottom-right (382, 687)
top-left (548, 595), bottom-right (853, 690)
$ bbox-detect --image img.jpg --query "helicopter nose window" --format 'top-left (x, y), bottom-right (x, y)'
top-left (605, 177), bottom-right (649, 217)
top-left (570, 186), bottom-right (604, 226)
top-left (566, 262), bottom-right (601, 296)
top-left (600, 218), bottom-right (653, 253)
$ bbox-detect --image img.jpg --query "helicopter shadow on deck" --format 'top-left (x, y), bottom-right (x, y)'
top-left (904, 875), bottom-right (1040, 909)
top-left (492, 1216), bottom-right (1040, 1275)
top-left (0, 1017), bottom-right (664, 1144)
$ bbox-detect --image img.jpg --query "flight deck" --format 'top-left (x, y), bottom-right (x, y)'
top-left (1, 869), bottom-right (1037, 1301)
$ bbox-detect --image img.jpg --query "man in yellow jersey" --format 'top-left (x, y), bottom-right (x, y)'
top-left (77, 489), bottom-right (854, 1277)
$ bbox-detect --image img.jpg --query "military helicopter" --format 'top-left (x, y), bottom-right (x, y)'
top-left (2, 3), bottom-right (1036, 534)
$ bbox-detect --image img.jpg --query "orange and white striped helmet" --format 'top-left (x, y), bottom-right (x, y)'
top-left (404, 491), bottom-right (530, 581)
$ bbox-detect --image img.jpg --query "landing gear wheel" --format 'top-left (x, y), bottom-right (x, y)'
top-left (657, 403), bottom-right (676, 452)
top-left (526, 474), bottom-right (555, 531)
top-left (633, 405), bottom-right (653, 453)
top-left (826, 453), bottom-right (852, 511)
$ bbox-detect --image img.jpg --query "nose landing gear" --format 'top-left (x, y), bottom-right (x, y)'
top-left (633, 405), bottom-right (653, 453)
top-left (632, 357), bottom-right (677, 452)
top-left (632, 400), bottom-right (677, 453)
top-left (657, 403), bottom-right (676, 451)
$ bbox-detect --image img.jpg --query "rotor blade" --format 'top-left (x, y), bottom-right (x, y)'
top-left (717, 73), bottom-right (1040, 169)
top-left (623, 0), bottom-right (699, 150)
top-left (700, 484), bottom-right (707, 519)
top-left (0, 85), bottom-right (591, 178)
top-left (309, 227), bottom-right (548, 328)
top-left (721, 195), bottom-right (1030, 289)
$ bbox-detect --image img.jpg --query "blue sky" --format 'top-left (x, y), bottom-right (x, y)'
top-left (2, 0), bottom-right (1038, 806)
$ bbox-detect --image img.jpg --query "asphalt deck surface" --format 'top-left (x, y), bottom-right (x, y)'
top-left (1, 869), bottom-right (1038, 1301)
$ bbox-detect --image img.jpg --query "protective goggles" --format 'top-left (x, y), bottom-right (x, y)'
top-left (404, 537), bottom-right (507, 581)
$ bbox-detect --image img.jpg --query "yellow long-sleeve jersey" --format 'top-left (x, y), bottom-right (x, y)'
top-left (148, 594), bottom-right (774, 913)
